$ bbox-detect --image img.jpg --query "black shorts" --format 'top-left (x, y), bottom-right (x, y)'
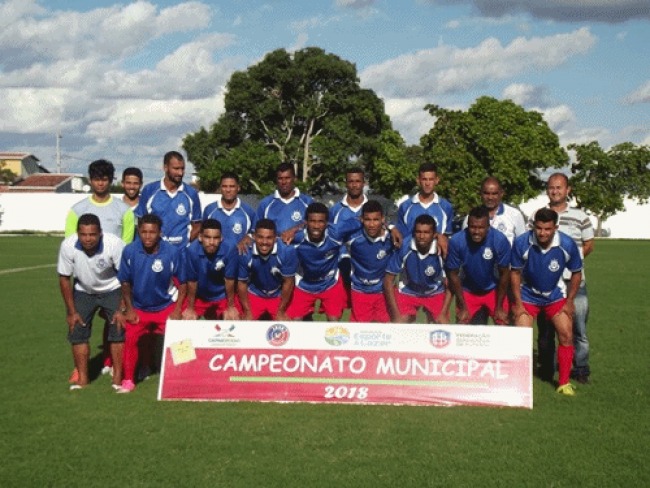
top-left (67, 288), bottom-right (125, 344)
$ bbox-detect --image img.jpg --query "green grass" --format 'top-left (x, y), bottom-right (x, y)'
top-left (0, 237), bottom-right (648, 487)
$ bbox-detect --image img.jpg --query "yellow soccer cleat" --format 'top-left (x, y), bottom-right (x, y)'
top-left (556, 383), bottom-right (577, 396)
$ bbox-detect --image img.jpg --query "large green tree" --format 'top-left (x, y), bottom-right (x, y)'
top-left (568, 141), bottom-right (650, 235)
top-left (184, 47), bottom-right (390, 194)
top-left (420, 96), bottom-right (568, 214)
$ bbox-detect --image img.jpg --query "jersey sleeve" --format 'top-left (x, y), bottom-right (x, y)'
top-left (202, 202), bottom-right (217, 220)
top-left (444, 236), bottom-right (462, 271)
top-left (64, 210), bottom-right (79, 238)
top-left (510, 237), bottom-right (525, 270)
top-left (442, 199), bottom-right (455, 235)
top-left (57, 239), bottom-right (74, 276)
top-left (190, 190), bottom-right (202, 222)
top-left (184, 248), bottom-right (199, 282)
top-left (395, 200), bottom-right (409, 236)
top-left (280, 244), bottom-right (298, 277)
top-left (117, 246), bottom-right (133, 284)
top-left (495, 232), bottom-right (512, 269)
top-left (237, 251), bottom-right (251, 282)
top-left (173, 249), bottom-right (187, 284)
top-left (223, 245), bottom-right (238, 280)
top-left (512, 210), bottom-right (527, 238)
top-left (386, 245), bottom-right (405, 275)
top-left (566, 239), bottom-right (583, 273)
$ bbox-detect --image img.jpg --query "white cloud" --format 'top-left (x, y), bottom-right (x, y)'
top-left (0, 88), bottom-right (69, 133)
top-left (361, 28), bottom-right (596, 98)
top-left (384, 98), bottom-right (436, 144)
top-left (624, 80), bottom-right (650, 104)
top-left (502, 83), bottom-right (550, 106)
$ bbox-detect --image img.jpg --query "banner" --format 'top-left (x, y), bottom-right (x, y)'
top-left (158, 321), bottom-right (532, 408)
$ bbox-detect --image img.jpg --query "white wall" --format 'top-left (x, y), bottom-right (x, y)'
top-left (0, 192), bottom-right (648, 238)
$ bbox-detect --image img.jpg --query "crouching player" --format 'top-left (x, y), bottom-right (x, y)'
top-left (237, 219), bottom-right (297, 321)
top-left (115, 214), bottom-right (186, 393)
top-left (511, 208), bottom-right (583, 396)
top-left (383, 214), bottom-right (452, 323)
top-left (182, 219), bottom-right (239, 320)
top-left (57, 213), bottom-right (125, 390)
top-left (446, 206), bottom-right (511, 325)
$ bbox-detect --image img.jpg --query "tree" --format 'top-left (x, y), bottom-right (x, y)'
top-left (0, 161), bottom-right (17, 184)
top-left (420, 96), bottom-right (568, 214)
top-left (568, 141), bottom-right (650, 235)
top-left (183, 47), bottom-right (390, 194)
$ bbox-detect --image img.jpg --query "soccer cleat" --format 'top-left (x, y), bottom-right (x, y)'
top-left (111, 384), bottom-right (121, 391)
top-left (69, 384), bottom-right (83, 391)
top-left (101, 365), bottom-right (114, 376)
top-left (68, 368), bottom-right (80, 384)
top-left (556, 383), bottom-right (577, 396)
top-left (116, 380), bottom-right (136, 394)
top-left (575, 374), bottom-right (590, 385)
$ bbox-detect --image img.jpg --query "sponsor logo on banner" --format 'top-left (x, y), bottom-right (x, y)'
top-left (430, 329), bottom-right (451, 348)
top-left (266, 324), bottom-right (290, 346)
top-left (353, 330), bottom-right (392, 347)
top-left (324, 326), bottom-right (350, 346)
top-left (455, 332), bottom-right (491, 347)
top-left (208, 324), bottom-right (240, 345)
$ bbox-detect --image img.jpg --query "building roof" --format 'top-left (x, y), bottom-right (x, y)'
top-left (0, 152), bottom-right (39, 161)
top-left (0, 173), bottom-right (78, 192)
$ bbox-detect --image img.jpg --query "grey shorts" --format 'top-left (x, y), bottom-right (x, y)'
top-left (67, 288), bottom-right (125, 344)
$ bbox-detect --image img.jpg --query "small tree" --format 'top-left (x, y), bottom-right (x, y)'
top-left (0, 161), bottom-right (17, 184)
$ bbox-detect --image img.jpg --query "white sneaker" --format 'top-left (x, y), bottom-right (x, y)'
top-left (101, 366), bottom-right (114, 376)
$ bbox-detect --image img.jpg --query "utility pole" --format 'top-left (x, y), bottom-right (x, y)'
top-left (56, 131), bottom-right (62, 173)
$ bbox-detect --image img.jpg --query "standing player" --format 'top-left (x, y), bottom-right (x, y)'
top-left (115, 214), bottom-right (186, 393)
top-left (536, 173), bottom-right (595, 383)
top-left (238, 219), bottom-right (298, 321)
top-left (121, 167), bottom-right (143, 208)
top-left (395, 162), bottom-right (454, 237)
top-left (57, 214), bottom-right (125, 390)
top-left (447, 206), bottom-right (511, 325)
top-left (202, 172), bottom-right (256, 249)
top-left (256, 162), bottom-right (313, 244)
top-left (135, 151), bottom-right (202, 249)
top-left (511, 208), bottom-right (583, 396)
top-left (330, 167), bottom-right (368, 225)
top-left (286, 203), bottom-right (347, 321)
top-left (182, 219), bottom-right (239, 321)
top-left (384, 214), bottom-right (452, 324)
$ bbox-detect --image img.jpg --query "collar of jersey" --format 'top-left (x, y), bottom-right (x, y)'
top-left (217, 197), bottom-right (241, 210)
top-left (89, 195), bottom-right (114, 207)
top-left (74, 235), bottom-right (105, 253)
top-left (273, 188), bottom-right (301, 203)
top-left (411, 193), bottom-right (440, 206)
top-left (410, 238), bottom-right (438, 256)
top-left (529, 230), bottom-right (561, 253)
top-left (341, 194), bottom-right (368, 210)
top-left (158, 177), bottom-right (185, 194)
top-left (363, 229), bottom-right (389, 243)
top-left (253, 241), bottom-right (278, 256)
top-left (303, 228), bottom-right (329, 247)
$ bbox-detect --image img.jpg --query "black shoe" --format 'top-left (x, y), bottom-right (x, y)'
top-left (575, 374), bottom-right (590, 385)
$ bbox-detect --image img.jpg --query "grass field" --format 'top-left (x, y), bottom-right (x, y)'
top-left (0, 236), bottom-right (648, 487)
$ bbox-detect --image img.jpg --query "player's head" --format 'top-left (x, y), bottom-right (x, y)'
top-left (361, 200), bottom-right (384, 238)
top-left (77, 213), bottom-right (102, 251)
top-left (532, 207), bottom-right (559, 248)
top-left (413, 214), bottom-right (437, 252)
top-left (87, 159), bottom-right (114, 197)
top-left (163, 151), bottom-right (185, 187)
top-left (417, 162), bottom-right (439, 197)
top-left (138, 214), bottom-right (162, 251)
top-left (480, 176), bottom-right (504, 210)
top-left (121, 167), bottom-right (143, 201)
top-left (220, 171), bottom-right (240, 201)
top-left (345, 167), bottom-right (365, 199)
top-left (466, 206), bottom-right (490, 243)
top-left (546, 172), bottom-right (570, 206)
top-left (199, 219), bottom-right (223, 254)
top-left (305, 202), bottom-right (329, 242)
top-left (254, 218), bottom-right (277, 256)
top-left (275, 162), bottom-right (296, 198)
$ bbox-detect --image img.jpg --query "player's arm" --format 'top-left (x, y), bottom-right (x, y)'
top-left (237, 280), bottom-right (253, 320)
top-left (189, 221), bottom-right (201, 242)
top-left (446, 268), bottom-right (469, 324)
top-left (276, 275), bottom-right (295, 322)
top-left (509, 269), bottom-right (531, 326)
top-left (436, 233), bottom-right (449, 258)
top-left (494, 266), bottom-right (511, 325)
top-left (383, 273), bottom-right (406, 323)
top-left (280, 223), bottom-right (305, 245)
top-left (435, 289), bottom-right (453, 325)
top-left (222, 278), bottom-right (240, 320)
top-left (583, 239), bottom-right (594, 258)
top-left (58, 275), bottom-right (84, 332)
top-left (170, 281), bottom-right (187, 320)
top-left (182, 280), bottom-right (198, 320)
top-left (561, 270), bottom-right (582, 318)
top-left (118, 281), bottom-right (138, 329)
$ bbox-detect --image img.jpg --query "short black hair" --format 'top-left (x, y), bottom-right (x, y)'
top-left (201, 219), bottom-right (222, 232)
top-left (306, 202), bottom-right (329, 219)
top-left (346, 167), bottom-right (365, 178)
top-left (468, 206), bottom-right (490, 222)
top-left (361, 199), bottom-right (384, 216)
top-left (122, 167), bottom-right (143, 181)
top-left (533, 207), bottom-right (558, 225)
top-left (276, 162), bottom-right (296, 177)
top-left (418, 162), bottom-right (438, 175)
top-left (88, 160), bottom-right (114, 180)
top-left (138, 214), bottom-right (162, 229)
top-left (255, 218), bottom-right (277, 233)
top-left (220, 171), bottom-right (239, 184)
top-left (414, 214), bottom-right (437, 233)
top-left (77, 213), bottom-right (101, 231)
top-left (163, 151), bottom-right (184, 166)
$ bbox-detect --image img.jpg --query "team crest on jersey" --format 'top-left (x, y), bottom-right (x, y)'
top-left (176, 203), bottom-right (187, 216)
top-left (548, 259), bottom-right (560, 272)
top-left (152, 259), bottom-right (164, 272)
top-left (96, 258), bottom-right (107, 270)
top-left (271, 266), bottom-right (281, 277)
top-left (291, 211), bottom-right (302, 222)
top-left (482, 247), bottom-right (493, 260)
top-left (214, 260), bottom-right (225, 271)
top-left (425, 265), bottom-right (436, 276)
top-left (232, 223), bottom-right (243, 234)
top-left (498, 222), bottom-right (506, 232)
top-left (376, 249), bottom-right (387, 260)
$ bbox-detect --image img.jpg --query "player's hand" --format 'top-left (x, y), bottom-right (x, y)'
top-left (122, 309), bottom-right (139, 326)
top-left (237, 235), bottom-right (252, 255)
top-left (182, 308), bottom-right (198, 320)
top-left (493, 307), bottom-right (509, 325)
top-left (276, 309), bottom-right (290, 322)
top-left (561, 299), bottom-right (575, 319)
top-left (242, 310), bottom-right (253, 321)
top-left (389, 227), bottom-right (403, 249)
top-left (66, 312), bottom-right (84, 332)
top-left (456, 307), bottom-right (470, 324)
top-left (436, 233), bottom-right (449, 258)
top-left (223, 306), bottom-right (240, 321)
top-left (281, 228), bottom-right (298, 245)
top-left (169, 308), bottom-right (182, 320)
top-left (435, 310), bottom-right (450, 325)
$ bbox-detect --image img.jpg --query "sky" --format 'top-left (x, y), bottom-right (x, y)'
top-left (1, 0), bottom-right (649, 182)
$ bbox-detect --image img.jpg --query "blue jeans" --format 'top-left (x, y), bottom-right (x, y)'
top-left (536, 283), bottom-right (590, 378)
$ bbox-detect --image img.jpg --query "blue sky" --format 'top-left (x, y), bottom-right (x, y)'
top-left (1, 0), bottom-right (649, 182)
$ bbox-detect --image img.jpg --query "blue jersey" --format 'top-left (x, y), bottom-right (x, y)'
top-left (346, 229), bottom-right (395, 294)
top-left (292, 229), bottom-right (342, 293)
top-left (256, 189), bottom-right (313, 234)
top-left (135, 179), bottom-right (202, 248)
top-left (511, 230), bottom-right (582, 306)
top-left (238, 240), bottom-right (298, 298)
top-left (446, 227), bottom-right (511, 293)
top-left (386, 237), bottom-right (446, 297)
top-left (396, 194), bottom-right (454, 236)
top-left (118, 240), bottom-right (185, 312)
top-left (329, 195), bottom-right (367, 225)
top-left (202, 198), bottom-right (256, 247)
top-left (184, 240), bottom-right (238, 301)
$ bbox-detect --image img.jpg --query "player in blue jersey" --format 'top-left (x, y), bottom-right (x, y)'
top-left (135, 151), bottom-right (202, 249)
top-left (384, 214), bottom-right (452, 324)
top-left (447, 206), bottom-right (511, 325)
top-left (115, 214), bottom-right (186, 393)
top-left (395, 162), bottom-right (454, 237)
top-left (202, 172), bottom-right (256, 249)
top-left (511, 208), bottom-right (583, 396)
top-left (330, 167), bottom-right (368, 225)
top-left (286, 202), bottom-right (347, 321)
top-left (238, 219), bottom-right (298, 321)
top-left (256, 162), bottom-right (313, 244)
top-left (182, 219), bottom-right (239, 321)
top-left (344, 200), bottom-right (396, 322)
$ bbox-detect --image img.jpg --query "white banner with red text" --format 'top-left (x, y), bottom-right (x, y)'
top-left (158, 320), bottom-right (532, 408)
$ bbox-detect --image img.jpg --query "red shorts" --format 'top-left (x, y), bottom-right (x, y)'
top-left (397, 291), bottom-right (445, 319)
top-left (287, 278), bottom-right (347, 319)
top-left (463, 289), bottom-right (509, 323)
top-left (193, 297), bottom-right (228, 319)
top-left (248, 293), bottom-right (282, 320)
top-left (350, 290), bottom-right (389, 323)
top-left (522, 299), bottom-right (566, 319)
top-left (128, 303), bottom-right (176, 335)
